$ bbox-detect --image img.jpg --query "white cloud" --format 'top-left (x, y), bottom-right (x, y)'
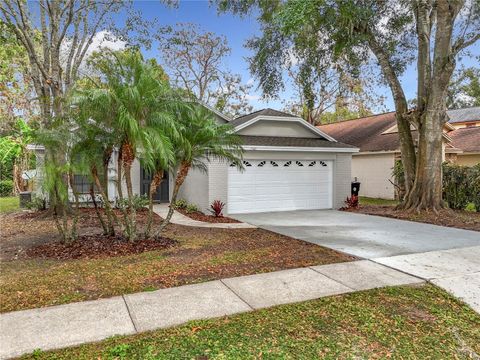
top-left (246, 78), bottom-right (255, 86)
top-left (245, 94), bottom-right (260, 101)
top-left (86, 30), bottom-right (127, 56)
top-left (61, 30), bottom-right (127, 77)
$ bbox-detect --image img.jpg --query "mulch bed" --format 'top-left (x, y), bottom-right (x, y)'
top-left (25, 234), bottom-right (177, 260)
top-left (348, 205), bottom-right (480, 232)
top-left (176, 208), bottom-right (240, 223)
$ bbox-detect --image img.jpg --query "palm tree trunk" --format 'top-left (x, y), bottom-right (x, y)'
top-left (156, 162), bottom-right (190, 235)
top-left (68, 171), bottom-right (80, 243)
top-left (122, 142), bottom-right (137, 242)
top-left (91, 165), bottom-right (116, 236)
top-left (145, 169), bottom-right (163, 239)
top-left (90, 184), bottom-right (108, 235)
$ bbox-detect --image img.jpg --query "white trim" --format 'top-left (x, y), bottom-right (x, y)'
top-left (234, 115), bottom-right (338, 142)
top-left (27, 144), bottom-right (45, 151)
top-left (242, 145), bottom-right (359, 153)
top-left (353, 150), bottom-right (397, 155)
top-left (200, 102), bottom-right (232, 122)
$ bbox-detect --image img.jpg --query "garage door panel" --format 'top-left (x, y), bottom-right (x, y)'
top-left (228, 159), bottom-right (333, 214)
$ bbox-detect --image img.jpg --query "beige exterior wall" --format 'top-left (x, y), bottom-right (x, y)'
top-left (456, 154), bottom-right (480, 166)
top-left (352, 153), bottom-right (396, 200)
top-left (236, 120), bottom-right (319, 138)
top-left (177, 167), bottom-right (209, 212)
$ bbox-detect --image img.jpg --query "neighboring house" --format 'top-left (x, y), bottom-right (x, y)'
top-left (318, 107), bottom-right (480, 200)
top-left (31, 108), bottom-right (358, 214)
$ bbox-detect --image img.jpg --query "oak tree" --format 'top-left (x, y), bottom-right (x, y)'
top-left (218, 0), bottom-right (480, 211)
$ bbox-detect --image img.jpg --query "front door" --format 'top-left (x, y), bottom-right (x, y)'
top-left (140, 167), bottom-right (169, 202)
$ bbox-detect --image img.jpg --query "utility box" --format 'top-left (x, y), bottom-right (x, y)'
top-left (19, 191), bottom-right (32, 208)
top-left (351, 179), bottom-right (361, 197)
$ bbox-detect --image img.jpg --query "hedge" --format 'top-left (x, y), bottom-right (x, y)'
top-left (0, 179), bottom-right (14, 197)
top-left (442, 163), bottom-right (480, 211)
top-left (393, 162), bottom-right (480, 212)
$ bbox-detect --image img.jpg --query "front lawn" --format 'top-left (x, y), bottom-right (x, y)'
top-left (21, 284), bottom-right (480, 359)
top-left (0, 196), bottom-right (19, 213)
top-left (359, 196), bottom-right (399, 206)
top-left (351, 197), bottom-right (480, 231)
top-left (0, 209), bottom-right (354, 313)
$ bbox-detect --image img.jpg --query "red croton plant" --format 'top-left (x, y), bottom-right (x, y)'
top-left (344, 195), bottom-right (359, 209)
top-left (210, 200), bottom-right (226, 217)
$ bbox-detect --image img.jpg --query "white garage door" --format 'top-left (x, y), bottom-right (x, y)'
top-left (228, 159), bottom-right (333, 214)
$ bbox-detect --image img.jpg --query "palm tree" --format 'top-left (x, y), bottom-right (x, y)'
top-left (155, 105), bottom-right (244, 234)
top-left (78, 49), bottom-right (178, 241)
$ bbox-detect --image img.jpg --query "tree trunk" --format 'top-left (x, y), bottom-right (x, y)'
top-left (156, 162), bottom-right (190, 235)
top-left (122, 142), bottom-right (136, 242)
top-left (116, 146), bottom-right (124, 201)
top-left (91, 165), bottom-right (116, 236)
top-left (145, 169), bottom-right (163, 239)
top-left (67, 171), bottom-right (80, 243)
top-left (396, 112), bottom-right (417, 197)
top-left (116, 144), bottom-right (132, 239)
top-left (403, 110), bottom-right (445, 211)
top-left (90, 184), bottom-right (108, 235)
top-left (102, 146), bottom-right (113, 202)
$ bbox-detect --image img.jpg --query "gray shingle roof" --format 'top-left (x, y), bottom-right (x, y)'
top-left (230, 108), bottom-right (297, 127)
top-left (447, 107), bottom-right (480, 123)
top-left (240, 135), bottom-right (356, 149)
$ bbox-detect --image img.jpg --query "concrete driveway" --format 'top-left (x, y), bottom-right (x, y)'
top-left (234, 210), bottom-right (480, 312)
top-left (233, 210), bottom-right (480, 259)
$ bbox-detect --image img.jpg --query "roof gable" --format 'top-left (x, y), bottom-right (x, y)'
top-left (231, 108), bottom-right (337, 142)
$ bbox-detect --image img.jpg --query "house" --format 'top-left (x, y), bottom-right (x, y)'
top-left (318, 107), bottom-right (480, 200)
top-left (31, 108), bottom-right (358, 214)
top-left (178, 109), bottom-right (358, 214)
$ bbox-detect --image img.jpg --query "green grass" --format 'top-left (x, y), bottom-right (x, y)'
top-left (20, 285), bottom-right (480, 359)
top-left (359, 196), bottom-right (399, 206)
top-left (1, 225), bottom-right (352, 313)
top-left (0, 196), bottom-right (19, 213)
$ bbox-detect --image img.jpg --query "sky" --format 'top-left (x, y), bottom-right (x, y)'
top-left (111, 1), bottom-right (479, 114)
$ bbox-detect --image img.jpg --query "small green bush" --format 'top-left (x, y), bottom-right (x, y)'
top-left (116, 194), bottom-right (149, 210)
top-left (185, 203), bottom-right (199, 213)
top-left (173, 198), bottom-right (188, 209)
top-left (25, 195), bottom-right (46, 211)
top-left (0, 179), bottom-right (13, 196)
top-left (465, 202), bottom-right (477, 212)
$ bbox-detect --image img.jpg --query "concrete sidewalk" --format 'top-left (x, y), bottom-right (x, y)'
top-left (0, 260), bottom-right (422, 359)
top-left (375, 246), bottom-right (480, 313)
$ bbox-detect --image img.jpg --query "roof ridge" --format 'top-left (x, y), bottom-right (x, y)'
top-left (234, 108), bottom-right (265, 120)
top-left (318, 111), bottom-right (396, 126)
top-left (447, 105), bottom-right (480, 112)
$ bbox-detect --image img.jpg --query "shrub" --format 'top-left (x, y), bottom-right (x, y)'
top-left (185, 203), bottom-right (199, 213)
top-left (465, 202), bottom-right (476, 212)
top-left (25, 195), bottom-right (47, 211)
top-left (443, 163), bottom-right (480, 211)
top-left (0, 179), bottom-right (13, 196)
top-left (173, 198), bottom-right (188, 209)
top-left (209, 200), bottom-right (225, 217)
top-left (116, 194), bottom-right (149, 210)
